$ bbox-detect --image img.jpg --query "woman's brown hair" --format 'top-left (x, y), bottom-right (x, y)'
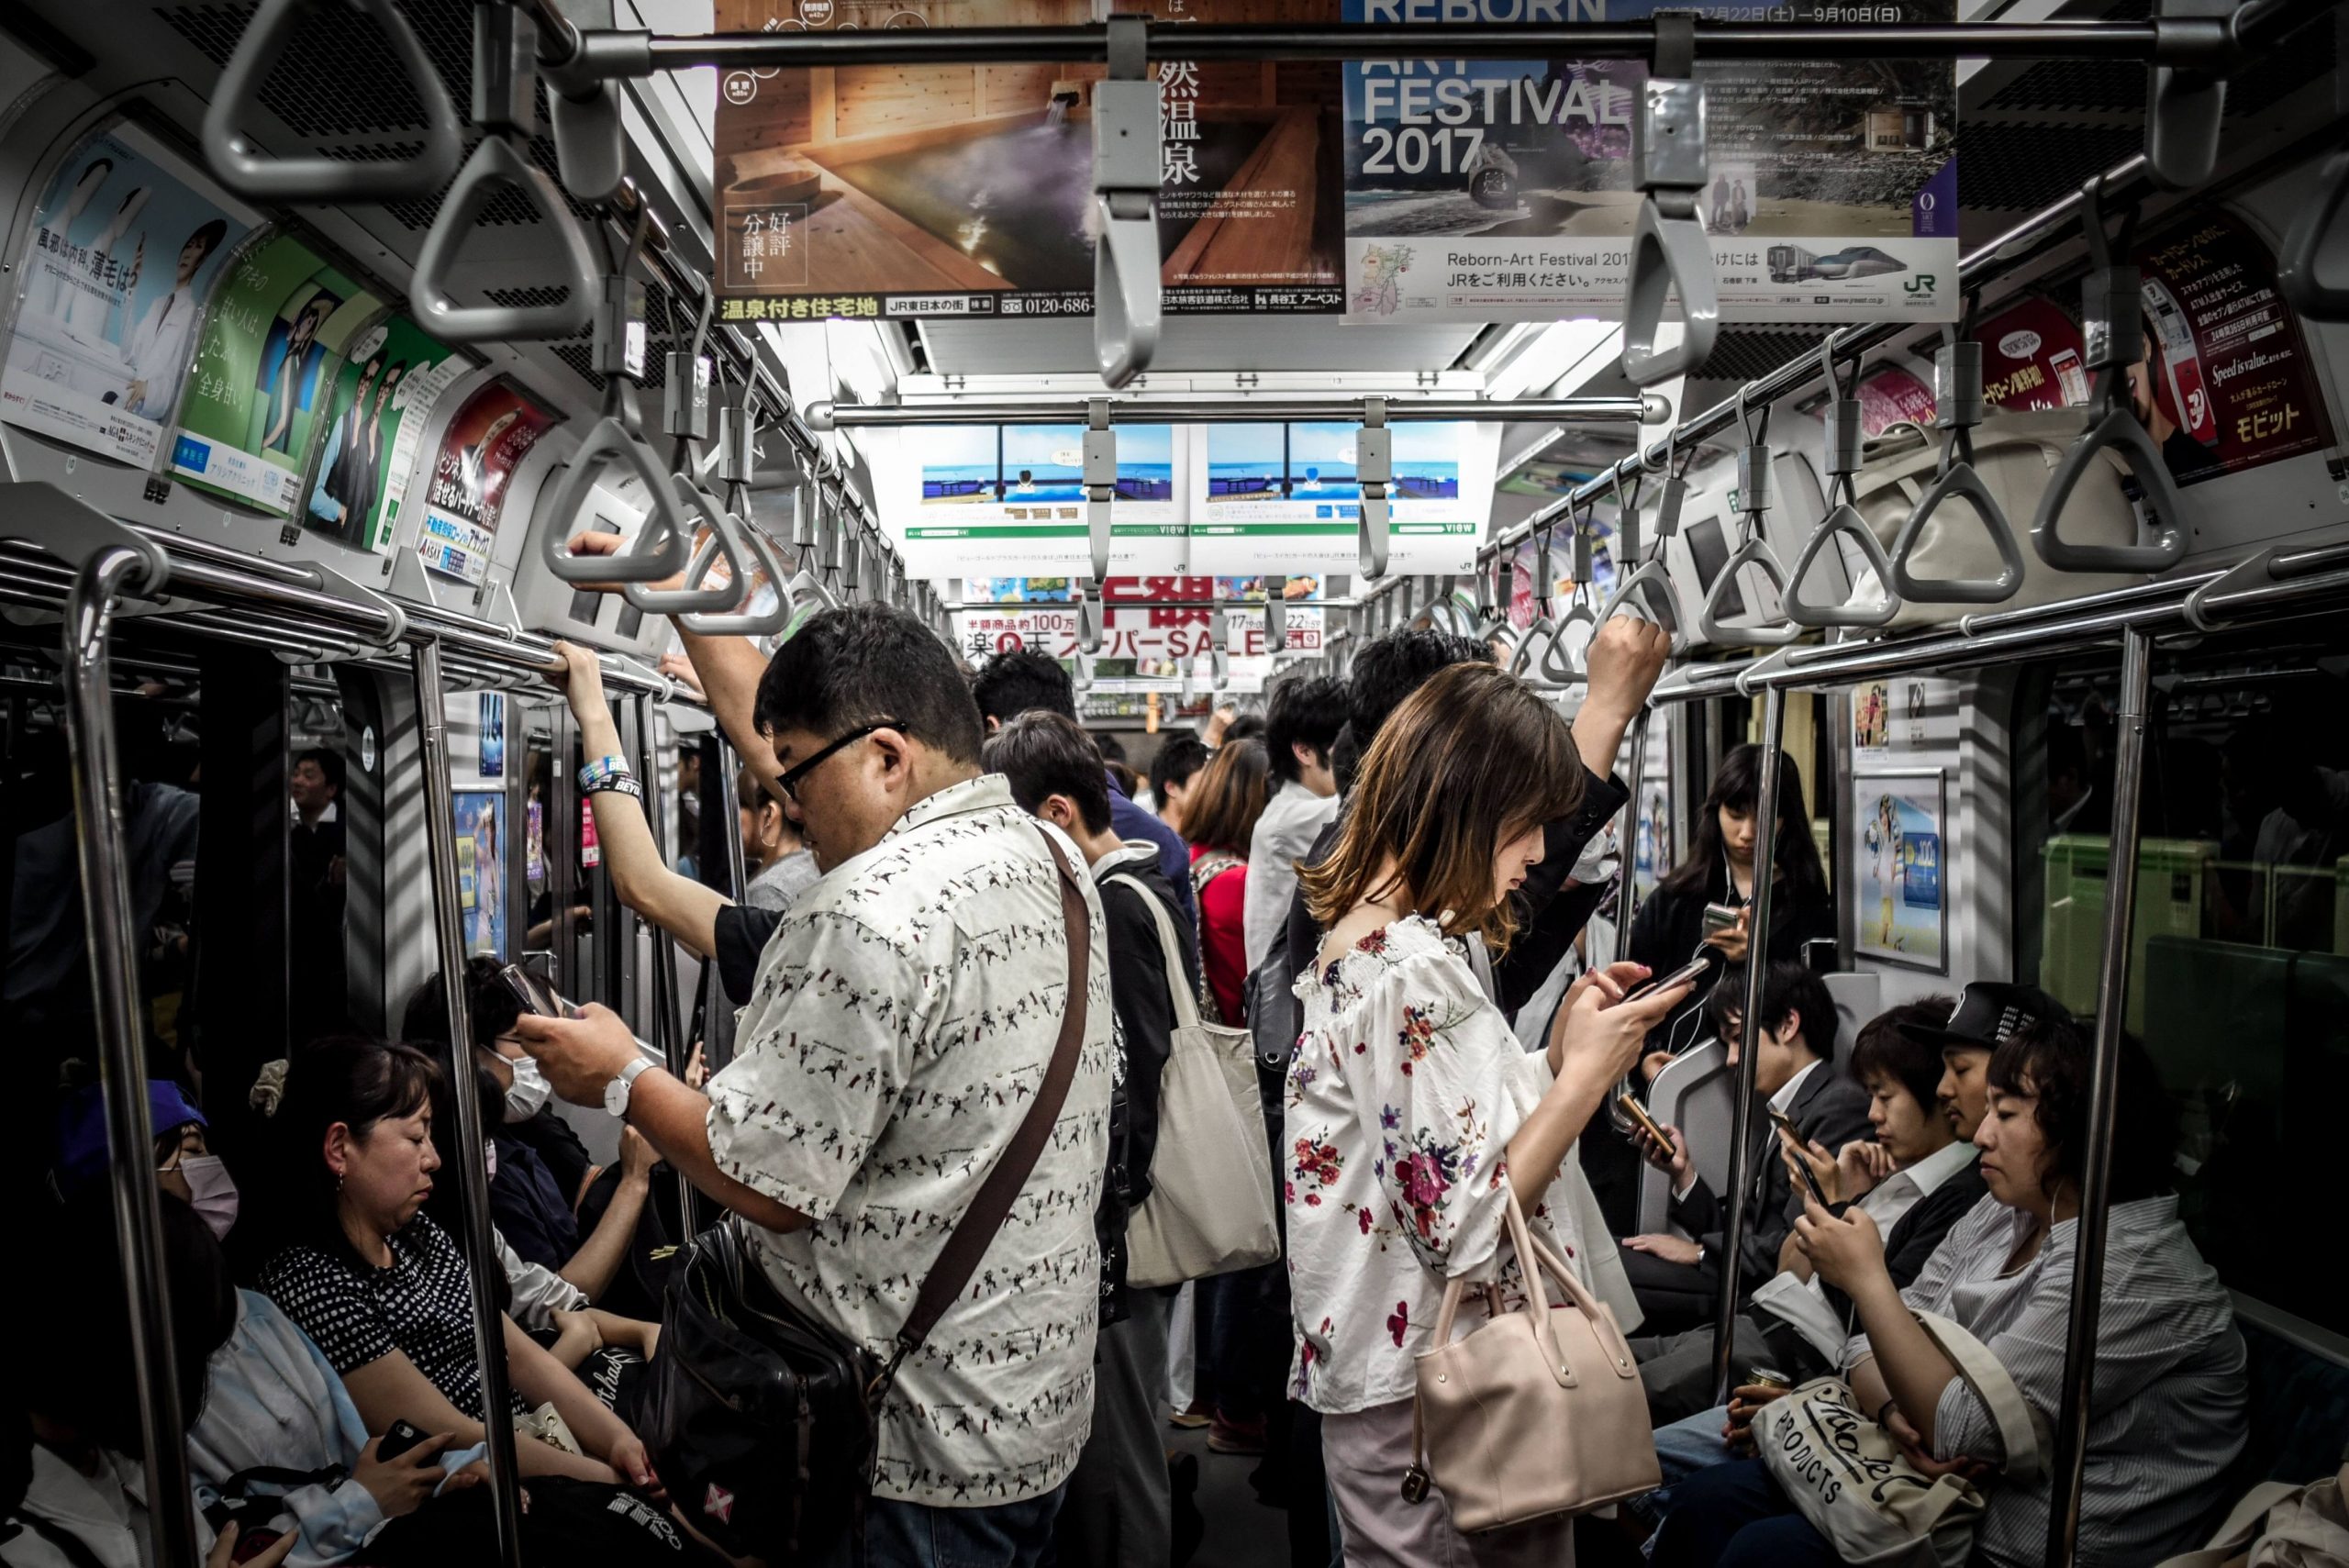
top-left (1300, 662), bottom-right (1584, 951)
top-left (1182, 737), bottom-right (1270, 856)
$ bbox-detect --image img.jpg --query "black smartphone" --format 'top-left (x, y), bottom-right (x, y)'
top-left (499, 962), bottom-right (571, 1019)
top-left (378, 1418), bottom-right (429, 1462)
top-left (1622, 947), bottom-right (1720, 1004)
top-left (1769, 1112), bottom-right (1831, 1207)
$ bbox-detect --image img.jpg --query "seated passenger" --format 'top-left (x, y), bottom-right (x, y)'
top-left (1652, 1011), bottom-right (2247, 1568)
top-left (51, 1077), bottom-right (239, 1240)
top-left (1620, 962), bottom-right (1873, 1333)
top-left (251, 1036), bottom-right (660, 1489)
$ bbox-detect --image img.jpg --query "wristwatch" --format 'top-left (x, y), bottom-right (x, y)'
top-left (1695, 1243), bottom-right (1709, 1270)
top-left (604, 1057), bottom-right (652, 1118)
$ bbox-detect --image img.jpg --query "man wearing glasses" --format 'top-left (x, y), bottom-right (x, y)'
top-left (523, 578), bottom-right (1114, 1567)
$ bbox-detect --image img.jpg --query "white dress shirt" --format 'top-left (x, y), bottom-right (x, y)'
top-left (122, 286), bottom-right (196, 415)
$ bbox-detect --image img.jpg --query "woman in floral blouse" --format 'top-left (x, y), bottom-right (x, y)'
top-left (1290, 662), bottom-right (1691, 1565)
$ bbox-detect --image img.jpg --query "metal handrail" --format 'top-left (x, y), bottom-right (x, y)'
top-left (805, 395), bottom-right (1661, 428)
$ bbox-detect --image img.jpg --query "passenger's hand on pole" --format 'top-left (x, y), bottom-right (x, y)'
top-left (513, 1003), bottom-right (640, 1107)
top-left (566, 529), bottom-right (685, 594)
top-left (1791, 1193), bottom-right (1885, 1294)
top-left (658, 651), bottom-right (706, 697)
top-left (207, 1521), bottom-right (297, 1568)
top-left (546, 639), bottom-right (607, 718)
top-left (1581, 615), bottom-right (1670, 723)
top-left (352, 1431), bottom-right (455, 1519)
top-left (1622, 1232), bottom-right (1700, 1266)
top-left (683, 1041), bottom-right (708, 1090)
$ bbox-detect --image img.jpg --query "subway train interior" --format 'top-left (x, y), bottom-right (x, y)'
top-left (2, 0), bottom-right (2347, 1562)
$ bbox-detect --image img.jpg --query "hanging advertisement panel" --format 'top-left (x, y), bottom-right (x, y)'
top-left (1340, 0), bottom-right (1960, 325)
top-left (897, 423), bottom-right (1184, 576)
top-left (1190, 420), bottom-right (1486, 574)
top-left (1, 129), bottom-right (253, 469)
top-left (171, 234), bottom-right (386, 514)
top-left (1856, 769), bottom-right (1946, 971)
top-left (952, 599), bottom-right (1323, 690)
top-left (417, 381), bottom-right (558, 586)
top-left (708, 0), bottom-right (1344, 324)
top-left (302, 317), bottom-right (468, 553)
top-left (453, 790), bottom-right (508, 959)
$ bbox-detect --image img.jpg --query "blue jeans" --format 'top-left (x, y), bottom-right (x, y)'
top-left (1648, 1458), bottom-right (1839, 1568)
top-left (828, 1485), bottom-right (1069, 1568)
top-left (1629, 1404), bottom-right (1749, 1532)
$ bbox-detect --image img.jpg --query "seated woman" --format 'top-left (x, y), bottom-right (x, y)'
top-left (253, 1036), bottom-right (660, 1492)
top-left (1652, 1016), bottom-right (2246, 1568)
top-left (50, 1076), bottom-right (239, 1240)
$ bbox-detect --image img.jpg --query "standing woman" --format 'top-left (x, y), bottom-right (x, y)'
top-left (1183, 737), bottom-right (1270, 1028)
top-left (1290, 662), bottom-right (1688, 1563)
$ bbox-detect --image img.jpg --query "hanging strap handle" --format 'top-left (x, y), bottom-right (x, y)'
top-left (1891, 295), bottom-right (2026, 605)
top-left (1698, 395), bottom-right (1800, 646)
top-left (1620, 15), bottom-right (1717, 385)
top-left (1092, 15), bottom-right (1163, 388)
top-left (1783, 340), bottom-right (1901, 628)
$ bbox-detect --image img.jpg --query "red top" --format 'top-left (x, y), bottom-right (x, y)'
top-left (1190, 842), bottom-right (1251, 1027)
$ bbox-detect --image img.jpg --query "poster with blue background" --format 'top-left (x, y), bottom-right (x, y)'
top-left (1857, 773), bottom-right (1946, 970)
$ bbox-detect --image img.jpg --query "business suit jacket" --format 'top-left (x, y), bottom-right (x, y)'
top-left (1671, 1061), bottom-right (1875, 1294)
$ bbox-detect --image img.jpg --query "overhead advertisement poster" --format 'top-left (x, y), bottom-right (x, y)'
top-left (707, 0), bottom-right (1343, 322)
top-left (1, 129), bottom-right (254, 469)
top-left (898, 423), bottom-right (1182, 577)
top-left (418, 381), bottom-right (558, 586)
top-left (303, 317), bottom-right (469, 554)
top-left (1340, 0), bottom-right (1961, 324)
top-left (171, 234), bottom-right (386, 515)
top-left (1190, 420), bottom-right (1486, 574)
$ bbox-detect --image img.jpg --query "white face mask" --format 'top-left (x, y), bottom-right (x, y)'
top-left (504, 1055), bottom-right (551, 1123)
top-left (179, 1154), bottom-right (239, 1241)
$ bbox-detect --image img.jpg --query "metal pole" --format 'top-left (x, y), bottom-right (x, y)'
top-left (708, 738), bottom-right (749, 1073)
top-left (63, 547), bottom-right (202, 1568)
top-left (410, 638), bottom-right (527, 1568)
top-left (2046, 625), bottom-right (2154, 1568)
top-left (633, 695), bottom-right (711, 1236)
top-left (1711, 680), bottom-right (1785, 1406)
top-left (808, 395), bottom-right (1660, 428)
top-left (1609, 707), bottom-right (1653, 968)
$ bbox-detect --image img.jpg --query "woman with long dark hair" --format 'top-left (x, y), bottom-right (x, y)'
top-left (1183, 737), bottom-right (1271, 1029)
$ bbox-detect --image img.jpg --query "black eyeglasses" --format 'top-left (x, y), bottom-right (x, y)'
top-left (775, 719), bottom-right (905, 802)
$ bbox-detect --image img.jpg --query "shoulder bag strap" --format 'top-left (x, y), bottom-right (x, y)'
top-left (885, 823), bottom-right (1092, 1374)
top-left (1106, 873), bottom-right (1202, 1034)
top-left (1913, 1308), bottom-right (2053, 1479)
top-left (6, 1512), bottom-right (114, 1568)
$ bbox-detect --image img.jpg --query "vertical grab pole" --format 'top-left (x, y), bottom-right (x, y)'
top-left (707, 739), bottom-right (750, 1073)
top-left (1711, 678), bottom-right (1785, 1407)
top-left (64, 548), bottom-right (201, 1568)
top-left (635, 693), bottom-right (711, 1236)
top-left (411, 637), bottom-right (528, 1568)
top-left (1609, 706), bottom-right (1654, 967)
top-left (2047, 625), bottom-right (2154, 1568)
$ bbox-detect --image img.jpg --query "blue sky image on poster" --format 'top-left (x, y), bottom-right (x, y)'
top-left (1859, 782), bottom-right (1943, 966)
top-left (1338, 0), bottom-right (1959, 323)
top-left (901, 422), bottom-right (1184, 577)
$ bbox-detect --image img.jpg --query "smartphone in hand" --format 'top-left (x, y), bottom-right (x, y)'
top-left (498, 962), bottom-right (573, 1019)
top-left (1617, 1091), bottom-right (1671, 1149)
top-left (1621, 946), bottom-right (1721, 1004)
top-left (1769, 1112), bottom-right (1831, 1207)
top-left (377, 1418), bottom-right (429, 1462)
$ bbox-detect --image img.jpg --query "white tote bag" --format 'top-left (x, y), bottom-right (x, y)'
top-left (1757, 1310), bottom-right (2047, 1568)
top-left (1110, 874), bottom-right (1282, 1288)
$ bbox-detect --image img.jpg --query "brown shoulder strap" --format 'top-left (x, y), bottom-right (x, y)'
top-left (892, 822), bottom-right (1091, 1362)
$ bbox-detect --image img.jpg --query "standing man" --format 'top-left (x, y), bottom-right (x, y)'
top-left (519, 603), bottom-right (1113, 1567)
top-left (1241, 673), bottom-right (1344, 976)
top-left (287, 748), bottom-right (347, 1042)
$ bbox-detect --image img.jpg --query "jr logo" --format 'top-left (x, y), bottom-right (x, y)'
top-left (1904, 274), bottom-right (1939, 295)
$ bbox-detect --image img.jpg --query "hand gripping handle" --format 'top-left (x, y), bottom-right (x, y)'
top-left (410, 138), bottom-right (598, 342)
top-left (624, 478), bottom-right (754, 613)
top-left (204, 0), bottom-right (462, 202)
top-left (678, 513), bottom-right (796, 638)
top-left (1598, 558), bottom-right (1684, 652)
top-left (541, 415), bottom-right (694, 585)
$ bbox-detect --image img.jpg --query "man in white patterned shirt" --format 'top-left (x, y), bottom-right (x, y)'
top-left (519, 602), bottom-right (1113, 1568)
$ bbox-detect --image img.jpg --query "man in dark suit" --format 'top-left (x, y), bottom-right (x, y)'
top-left (1619, 962), bottom-right (1876, 1337)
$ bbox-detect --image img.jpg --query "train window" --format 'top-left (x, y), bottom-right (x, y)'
top-left (2017, 631), bottom-right (2349, 1333)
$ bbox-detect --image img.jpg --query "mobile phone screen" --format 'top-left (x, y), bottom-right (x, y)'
top-left (499, 962), bottom-right (569, 1019)
top-left (1623, 949), bottom-right (1718, 1004)
top-left (1617, 1092), bottom-right (1668, 1146)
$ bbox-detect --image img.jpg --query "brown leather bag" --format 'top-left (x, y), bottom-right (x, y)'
top-left (1406, 1186), bottom-right (1660, 1533)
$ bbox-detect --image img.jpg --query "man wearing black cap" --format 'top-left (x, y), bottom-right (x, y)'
top-left (1908, 980), bottom-right (2073, 1148)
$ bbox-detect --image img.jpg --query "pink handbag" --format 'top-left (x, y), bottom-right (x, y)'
top-left (1406, 1186), bottom-right (1661, 1532)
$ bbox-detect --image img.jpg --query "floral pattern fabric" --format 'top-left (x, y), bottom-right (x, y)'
top-left (1284, 915), bottom-right (1595, 1415)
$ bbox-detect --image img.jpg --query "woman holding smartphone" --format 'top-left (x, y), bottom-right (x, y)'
top-left (1287, 662), bottom-right (1689, 1564)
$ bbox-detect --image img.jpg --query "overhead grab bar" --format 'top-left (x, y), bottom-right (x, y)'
top-left (204, 0), bottom-right (463, 202)
top-left (410, 8), bottom-right (598, 341)
top-left (1093, 15), bottom-right (1163, 389)
top-left (1620, 16), bottom-right (1719, 385)
top-left (1698, 395), bottom-right (1801, 647)
top-left (2277, 5), bottom-right (2349, 320)
top-left (1892, 295), bottom-right (2026, 604)
top-left (1783, 342), bottom-right (1900, 628)
top-left (1359, 397), bottom-right (1393, 578)
top-left (2144, 0), bottom-right (2232, 190)
top-left (2032, 175), bottom-right (2189, 574)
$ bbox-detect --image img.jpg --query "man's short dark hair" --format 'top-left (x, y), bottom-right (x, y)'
top-left (295, 746), bottom-right (344, 795)
top-left (970, 648), bottom-right (1076, 724)
top-left (1264, 673), bottom-right (1349, 785)
top-left (1348, 628), bottom-right (1494, 753)
top-left (1149, 732), bottom-right (1210, 807)
top-left (402, 955), bottom-right (519, 1054)
top-left (985, 712), bottom-right (1112, 834)
top-left (1708, 960), bottom-right (1838, 1060)
top-left (1851, 995), bottom-right (1958, 1112)
top-left (1223, 711), bottom-right (1267, 744)
top-left (753, 603), bottom-right (985, 765)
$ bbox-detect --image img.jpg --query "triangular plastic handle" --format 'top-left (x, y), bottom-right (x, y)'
top-left (681, 516), bottom-right (796, 638)
top-left (1620, 200), bottom-right (1720, 387)
top-left (410, 138), bottom-right (597, 343)
top-left (1597, 559), bottom-right (1684, 652)
top-left (626, 478), bottom-right (751, 613)
top-left (2279, 147), bottom-right (2349, 323)
top-left (2031, 398), bottom-right (2188, 573)
top-left (204, 0), bottom-right (462, 202)
top-left (1891, 461), bottom-right (2024, 605)
top-left (541, 417), bottom-right (691, 584)
top-left (1697, 536), bottom-right (1800, 647)
top-left (1783, 503), bottom-right (1901, 628)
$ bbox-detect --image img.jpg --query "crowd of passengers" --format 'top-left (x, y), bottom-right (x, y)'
top-left (5, 555), bottom-right (2252, 1568)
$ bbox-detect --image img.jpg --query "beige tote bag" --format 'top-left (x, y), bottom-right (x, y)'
top-left (1110, 874), bottom-right (1281, 1289)
top-left (1407, 1185), bottom-right (1659, 1533)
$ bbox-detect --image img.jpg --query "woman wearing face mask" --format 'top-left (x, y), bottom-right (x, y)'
top-left (51, 1080), bottom-right (240, 1242)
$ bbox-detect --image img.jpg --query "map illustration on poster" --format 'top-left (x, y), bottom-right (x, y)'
top-left (1340, 0), bottom-right (1960, 323)
top-left (1, 129), bottom-right (253, 469)
top-left (171, 234), bottom-right (385, 515)
top-left (708, 0), bottom-right (1344, 322)
top-left (453, 791), bottom-right (507, 958)
top-left (303, 317), bottom-right (467, 553)
top-left (1191, 420), bottom-right (1482, 574)
top-left (418, 382), bottom-right (557, 586)
top-left (1857, 770), bottom-right (1945, 970)
top-left (900, 423), bottom-right (1183, 576)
